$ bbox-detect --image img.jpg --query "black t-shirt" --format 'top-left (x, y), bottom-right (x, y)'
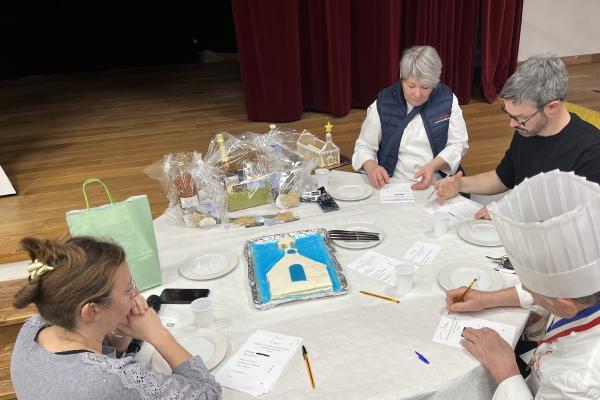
top-left (496, 113), bottom-right (600, 188)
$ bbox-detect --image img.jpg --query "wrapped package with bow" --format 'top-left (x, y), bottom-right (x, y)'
top-left (205, 132), bottom-right (273, 212)
top-left (255, 127), bottom-right (317, 209)
top-left (205, 129), bottom-right (316, 212)
top-left (161, 152), bottom-right (226, 227)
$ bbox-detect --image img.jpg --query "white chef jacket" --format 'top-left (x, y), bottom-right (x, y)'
top-left (493, 292), bottom-right (600, 400)
top-left (351, 94), bottom-right (468, 181)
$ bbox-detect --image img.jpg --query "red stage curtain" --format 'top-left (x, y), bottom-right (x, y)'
top-left (350, 0), bottom-right (402, 108)
top-left (297, 1), bottom-right (351, 116)
top-left (232, 0), bottom-right (523, 121)
top-left (231, 0), bottom-right (303, 122)
top-left (402, 0), bottom-right (480, 104)
top-left (480, 0), bottom-right (524, 102)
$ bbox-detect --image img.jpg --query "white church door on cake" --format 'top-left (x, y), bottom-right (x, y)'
top-left (267, 248), bottom-right (333, 300)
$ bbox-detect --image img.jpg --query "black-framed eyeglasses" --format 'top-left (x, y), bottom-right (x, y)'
top-left (500, 104), bottom-right (545, 127)
top-left (93, 280), bottom-right (139, 304)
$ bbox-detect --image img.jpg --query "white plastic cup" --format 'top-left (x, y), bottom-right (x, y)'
top-left (433, 211), bottom-right (450, 236)
top-left (395, 262), bottom-right (417, 293)
top-left (190, 298), bottom-right (214, 328)
top-left (315, 168), bottom-right (329, 188)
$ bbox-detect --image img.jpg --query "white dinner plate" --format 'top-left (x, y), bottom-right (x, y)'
top-left (152, 329), bottom-right (228, 373)
top-left (438, 263), bottom-right (504, 291)
top-left (330, 222), bottom-right (384, 249)
top-left (179, 250), bottom-right (238, 280)
top-left (329, 184), bottom-right (373, 201)
top-left (457, 220), bottom-right (502, 247)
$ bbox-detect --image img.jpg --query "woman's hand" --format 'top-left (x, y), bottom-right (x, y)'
top-left (446, 287), bottom-right (495, 313)
top-left (411, 163), bottom-right (435, 190)
top-left (130, 294), bottom-right (149, 316)
top-left (461, 327), bottom-right (520, 384)
top-left (117, 308), bottom-right (166, 344)
top-left (363, 160), bottom-right (389, 189)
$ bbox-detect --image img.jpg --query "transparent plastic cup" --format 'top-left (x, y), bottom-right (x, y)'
top-left (395, 262), bottom-right (417, 293)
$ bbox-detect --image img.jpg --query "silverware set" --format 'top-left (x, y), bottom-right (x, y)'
top-left (486, 255), bottom-right (515, 273)
top-left (328, 230), bottom-right (380, 242)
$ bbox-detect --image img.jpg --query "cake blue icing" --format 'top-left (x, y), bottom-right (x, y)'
top-left (250, 233), bottom-right (342, 303)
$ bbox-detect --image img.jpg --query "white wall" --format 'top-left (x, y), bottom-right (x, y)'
top-left (518, 0), bottom-right (600, 60)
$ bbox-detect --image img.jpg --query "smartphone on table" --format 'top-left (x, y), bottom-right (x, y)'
top-left (318, 191), bottom-right (339, 212)
top-left (159, 288), bottom-right (210, 304)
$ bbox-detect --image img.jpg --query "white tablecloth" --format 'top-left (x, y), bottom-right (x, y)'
top-left (138, 170), bottom-right (529, 400)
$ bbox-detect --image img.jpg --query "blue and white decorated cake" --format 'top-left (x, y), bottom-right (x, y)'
top-left (245, 229), bottom-right (348, 309)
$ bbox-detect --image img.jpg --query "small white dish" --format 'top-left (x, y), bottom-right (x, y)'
top-left (438, 263), bottom-right (504, 291)
top-left (179, 251), bottom-right (238, 280)
top-left (329, 184), bottom-right (373, 201)
top-left (151, 329), bottom-right (228, 373)
top-left (330, 222), bottom-right (384, 249)
top-left (457, 220), bottom-right (502, 247)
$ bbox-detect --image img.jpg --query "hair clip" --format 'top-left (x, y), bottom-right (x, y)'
top-left (27, 259), bottom-right (54, 279)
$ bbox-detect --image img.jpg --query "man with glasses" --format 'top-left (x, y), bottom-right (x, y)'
top-left (434, 54), bottom-right (600, 218)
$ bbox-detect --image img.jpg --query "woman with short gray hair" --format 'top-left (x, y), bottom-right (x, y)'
top-left (352, 45), bottom-right (468, 190)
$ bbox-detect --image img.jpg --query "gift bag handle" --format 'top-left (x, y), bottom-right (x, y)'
top-left (82, 178), bottom-right (116, 209)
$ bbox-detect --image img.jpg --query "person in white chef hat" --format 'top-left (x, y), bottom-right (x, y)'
top-left (446, 169), bottom-right (600, 399)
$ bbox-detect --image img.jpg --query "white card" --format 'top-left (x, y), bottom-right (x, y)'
top-left (216, 330), bottom-right (302, 396)
top-left (380, 183), bottom-right (414, 204)
top-left (403, 241), bottom-right (441, 265)
top-left (424, 197), bottom-right (482, 225)
top-left (432, 313), bottom-right (516, 348)
top-left (345, 250), bottom-right (402, 285)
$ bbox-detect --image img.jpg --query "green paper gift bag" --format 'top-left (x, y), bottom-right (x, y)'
top-left (66, 178), bottom-right (162, 290)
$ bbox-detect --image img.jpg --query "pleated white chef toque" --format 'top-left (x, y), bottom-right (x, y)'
top-left (488, 170), bottom-right (600, 298)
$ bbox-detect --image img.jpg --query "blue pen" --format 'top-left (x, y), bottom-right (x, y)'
top-left (415, 351), bottom-right (430, 365)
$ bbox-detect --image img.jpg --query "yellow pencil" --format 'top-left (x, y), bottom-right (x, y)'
top-left (302, 345), bottom-right (315, 388)
top-left (359, 290), bottom-right (400, 304)
top-left (457, 277), bottom-right (478, 302)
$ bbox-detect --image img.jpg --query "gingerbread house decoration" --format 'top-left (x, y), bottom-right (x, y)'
top-left (296, 122), bottom-right (340, 168)
top-left (266, 237), bottom-right (333, 300)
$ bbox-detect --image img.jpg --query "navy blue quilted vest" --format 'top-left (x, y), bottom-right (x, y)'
top-left (376, 82), bottom-right (453, 176)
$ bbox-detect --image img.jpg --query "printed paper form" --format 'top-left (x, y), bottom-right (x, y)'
top-left (380, 183), bottom-right (414, 203)
top-left (403, 241), bottom-right (442, 265)
top-left (345, 250), bottom-right (403, 285)
top-left (216, 330), bottom-right (302, 396)
top-left (424, 197), bottom-right (482, 225)
top-left (432, 313), bottom-right (516, 348)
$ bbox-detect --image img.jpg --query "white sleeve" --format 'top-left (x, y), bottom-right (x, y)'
top-left (436, 94), bottom-right (469, 174)
top-left (352, 101), bottom-right (382, 172)
top-left (514, 283), bottom-right (535, 309)
top-left (492, 375), bottom-right (534, 400)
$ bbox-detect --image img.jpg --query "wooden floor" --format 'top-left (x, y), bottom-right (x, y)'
top-left (1, 61), bottom-right (599, 264)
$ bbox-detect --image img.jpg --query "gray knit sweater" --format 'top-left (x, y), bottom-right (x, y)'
top-left (11, 315), bottom-right (222, 399)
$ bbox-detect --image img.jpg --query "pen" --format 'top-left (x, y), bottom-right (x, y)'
top-left (415, 351), bottom-right (430, 365)
top-left (426, 190), bottom-right (436, 200)
top-left (302, 345), bottom-right (315, 389)
top-left (359, 290), bottom-right (400, 304)
top-left (457, 277), bottom-right (478, 302)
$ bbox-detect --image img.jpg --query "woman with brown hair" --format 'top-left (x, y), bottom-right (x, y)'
top-left (10, 235), bottom-right (222, 400)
